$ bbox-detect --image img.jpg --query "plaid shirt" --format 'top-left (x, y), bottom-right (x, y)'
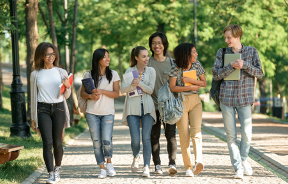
top-left (212, 44), bottom-right (263, 107)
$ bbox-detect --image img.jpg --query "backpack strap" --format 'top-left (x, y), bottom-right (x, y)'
top-left (221, 48), bottom-right (226, 67)
top-left (148, 57), bottom-right (174, 67)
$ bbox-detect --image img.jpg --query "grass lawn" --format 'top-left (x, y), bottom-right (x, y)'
top-left (0, 85), bottom-right (88, 184)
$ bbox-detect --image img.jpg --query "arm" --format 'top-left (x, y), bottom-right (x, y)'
top-left (212, 48), bottom-right (235, 81)
top-left (242, 48), bottom-right (263, 79)
top-left (137, 68), bottom-right (156, 95)
top-left (80, 84), bottom-right (99, 100)
top-left (169, 77), bottom-right (200, 92)
top-left (95, 80), bottom-right (120, 98)
top-left (30, 72), bottom-right (37, 131)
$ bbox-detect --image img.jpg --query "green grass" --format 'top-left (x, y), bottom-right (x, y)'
top-left (0, 86), bottom-right (88, 184)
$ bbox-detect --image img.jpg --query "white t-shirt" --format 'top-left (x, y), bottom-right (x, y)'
top-left (37, 67), bottom-right (64, 103)
top-left (84, 70), bottom-right (120, 115)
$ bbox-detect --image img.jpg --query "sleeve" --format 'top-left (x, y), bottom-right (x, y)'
top-left (197, 61), bottom-right (206, 77)
top-left (138, 67), bottom-right (156, 95)
top-left (112, 70), bottom-right (120, 82)
top-left (168, 64), bottom-right (179, 78)
top-left (212, 48), bottom-right (235, 81)
top-left (120, 68), bottom-right (137, 93)
top-left (62, 69), bottom-right (71, 99)
top-left (242, 47), bottom-right (263, 79)
top-left (30, 71), bottom-right (37, 122)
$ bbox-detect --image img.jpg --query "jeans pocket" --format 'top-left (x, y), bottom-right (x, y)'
top-left (37, 106), bottom-right (47, 114)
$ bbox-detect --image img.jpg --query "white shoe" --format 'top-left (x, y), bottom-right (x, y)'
top-left (154, 164), bottom-right (163, 174)
top-left (168, 165), bottom-right (177, 175)
top-left (131, 157), bottom-right (139, 172)
top-left (98, 169), bottom-right (107, 179)
top-left (193, 162), bottom-right (204, 175)
top-left (54, 166), bottom-right (61, 182)
top-left (242, 160), bottom-right (253, 175)
top-left (107, 163), bottom-right (116, 176)
top-left (46, 172), bottom-right (56, 184)
top-left (185, 169), bottom-right (194, 177)
top-left (234, 168), bottom-right (244, 179)
top-left (142, 166), bottom-right (150, 177)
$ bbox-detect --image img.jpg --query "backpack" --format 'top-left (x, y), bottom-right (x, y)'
top-left (210, 48), bottom-right (226, 107)
top-left (76, 71), bottom-right (90, 116)
top-left (157, 67), bottom-right (184, 125)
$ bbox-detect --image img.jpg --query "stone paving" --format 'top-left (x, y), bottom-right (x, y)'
top-left (32, 111), bottom-right (286, 184)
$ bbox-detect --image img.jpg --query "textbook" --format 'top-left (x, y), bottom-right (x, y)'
top-left (81, 77), bottom-right (95, 94)
top-left (224, 53), bottom-right (241, 80)
top-left (123, 70), bottom-right (143, 98)
top-left (58, 73), bottom-right (73, 98)
top-left (183, 70), bottom-right (197, 86)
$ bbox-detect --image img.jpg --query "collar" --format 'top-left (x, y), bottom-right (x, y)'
top-left (227, 43), bottom-right (245, 53)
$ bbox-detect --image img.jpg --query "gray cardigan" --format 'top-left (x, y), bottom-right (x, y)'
top-left (120, 65), bottom-right (156, 126)
top-left (30, 67), bottom-right (71, 128)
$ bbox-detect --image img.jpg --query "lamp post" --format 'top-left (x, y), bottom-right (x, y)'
top-left (194, 0), bottom-right (197, 47)
top-left (9, 0), bottom-right (31, 138)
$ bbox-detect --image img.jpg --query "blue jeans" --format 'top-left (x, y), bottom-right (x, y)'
top-left (127, 105), bottom-right (154, 167)
top-left (220, 102), bottom-right (252, 171)
top-left (86, 113), bottom-right (114, 165)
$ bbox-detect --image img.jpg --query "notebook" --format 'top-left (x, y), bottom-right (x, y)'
top-left (123, 70), bottom-right (143, 98)
top-left (183, 70), bottom-right (197, 86)
top-left (57, 73), bottom-right (73, 98)
top-left (224, 53), bottom-right (241, 80)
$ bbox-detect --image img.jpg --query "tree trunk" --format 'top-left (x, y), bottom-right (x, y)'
top-left (157, 23), bottom-right (165, 33)
top-left (47, 0), bottom-right (58, 47)
top-left (25, 0), bottom-right (39, 122)
top-left (258, 78), bottom-right (267, 114)
top-left (0, 34), bottom-right (3, 109)
top-left (117, 35), bottom-right (123, 81)
top-left (64, 0), bottom-right (69, 72)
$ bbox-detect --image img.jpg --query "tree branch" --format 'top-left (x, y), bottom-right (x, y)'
top-left (284, 0), bottom-right (288, 6)
top-left (56, 10), bottom-right (64, 24)
top-left (38, 3), bottom-right (49, 29)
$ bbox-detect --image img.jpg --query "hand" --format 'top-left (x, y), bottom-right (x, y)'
top-left (91, 89), bottom-right (97, 94)
top-left (95, 89), bottom-right (105, 95)
top-left (31, 120), bottom-right (37, 132)
top-left (90, 93), bottom-right (100, 100)
top-left (62, 76), bottom-right (71, 89)
top-left (231, 59), bottom-right (243, 69)
top-left (131, 78), bottom-right (140, 86)
top-left (190, 85), bottom-right (200, 91)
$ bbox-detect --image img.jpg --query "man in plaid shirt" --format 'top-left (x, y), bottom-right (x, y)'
top-left (212, 24), bottom-right (263, 179)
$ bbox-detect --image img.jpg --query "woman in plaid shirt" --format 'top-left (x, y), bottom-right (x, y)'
top-left (169, 43), bottom-right (207, 177)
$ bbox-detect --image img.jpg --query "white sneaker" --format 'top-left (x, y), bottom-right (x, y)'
top-left (107, 163), bottom-right (116, 176)
top-left (168, 165), bottom-right (177, 175)
top-left (46, 172), bottom-right (56, 184)
top-left (98, 169), bottom-right (107, 179)
top-left (234, 168), bottom-right (244, 179)
top-left (185, 169), bottom-right (194, 177)
top-left (193, 162), bottom-right (204, 175)
top-left (131, 157), bottom-right (139, 172)
top-left (154, 164), bottom-right (163, 174)
top-left (242, 160), bottom-right (253, 175)
top-left (142, 166), bottom-right (150, 177)
top-left (54, 166), bottom-right (61, 182)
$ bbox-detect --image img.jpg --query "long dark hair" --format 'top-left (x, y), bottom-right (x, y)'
top-left (173, 43), bottom-right (196, 69)
top-left (34, 42), bottom-right (59, 70)
top-left (91, 49), bottom-right (112, 89)
top-left (130, 46), bottom-right (147, 67)
top-left (148, 32), bottom-right (169, 57)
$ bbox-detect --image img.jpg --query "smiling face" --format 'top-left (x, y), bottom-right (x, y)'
top-left (43, 47), bottom-right (56, 67)
top-left (224, 30), bottom-right (241, 48)
top-left (135, 49), bottom-right (149, 66)
top-left (190, 47), bottom-right (198, 63)
top-left (98, 51), bottom-right (110, 68)
top-left (151, 36), bottom-right (164, 56)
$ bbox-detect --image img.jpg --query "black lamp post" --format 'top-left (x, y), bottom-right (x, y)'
top-left (9, 0), bottom-right (31, 138)
top-left (194, 0), bottom-right (197, 48)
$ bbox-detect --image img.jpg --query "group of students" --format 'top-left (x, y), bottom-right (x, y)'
top-left (30, 24), bottom-right (263, 184)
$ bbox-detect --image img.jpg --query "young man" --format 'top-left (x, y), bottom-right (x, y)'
top-left (148, 32), bottom-right (177, 175)
top-left (212, 24), bottom-right (263, 179)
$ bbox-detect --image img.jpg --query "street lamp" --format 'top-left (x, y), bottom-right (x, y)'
top-left (9, 0), bottom-right (31, 138)
top-left (194, 0), bottom-right (197, 47)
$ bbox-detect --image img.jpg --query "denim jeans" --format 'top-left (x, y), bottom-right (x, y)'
top-left (86, 113), bottom-right (114, 165)
top-left (151, 110), bottom-right (177, 166)
top-left (220, 102), bottom-right (252, 171)
top-left (127, 104), bottom-right (154, 167)
top-left (37, 102), bottom-right (66, 173)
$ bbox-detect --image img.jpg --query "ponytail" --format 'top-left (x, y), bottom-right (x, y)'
top-left (130, 46), bottom-right (147, 67)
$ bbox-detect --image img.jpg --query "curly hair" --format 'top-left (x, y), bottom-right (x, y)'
top-left (148, 32), bottom-right (169, 57)
top-left (173, 43), bottom-right (196, 69)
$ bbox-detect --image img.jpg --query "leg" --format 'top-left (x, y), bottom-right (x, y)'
top-left (141, 113), bottom-right (154, 168)
top-left (127, 115), bottom-right (141, 158)
top-left (100, 115), bottom-right (114, 160)
top-left (220, 102), bottom-right (243, 171)
top-left (164, 122), bottom-right (177, 166)
top-left (150, 110), bottom-right (162, 166)
top-left (236, 106), bottom-right (252, 161)
top-left (86, 113), bottom-right (105, 166)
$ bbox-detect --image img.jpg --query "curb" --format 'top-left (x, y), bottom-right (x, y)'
top-left (202, 121), bottom-right (288, 178)
top-left (21, 129), bottom-right (89, 184)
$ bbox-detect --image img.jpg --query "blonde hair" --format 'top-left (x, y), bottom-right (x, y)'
top-left (223, 24), bottom-right (243, 39)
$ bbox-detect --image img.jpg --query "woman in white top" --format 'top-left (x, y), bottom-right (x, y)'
top-left (80, 48), bottom-right (120, 179)
top-left (121, 46), bottom-right (156, 177)
top-left (30, 42), bottom-right (71, 184)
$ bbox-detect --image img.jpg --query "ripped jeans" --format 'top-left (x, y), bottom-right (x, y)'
top-left (86, 113), bottom-right (114, 165)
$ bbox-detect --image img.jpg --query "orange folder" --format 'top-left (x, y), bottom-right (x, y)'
top-left (183, 70), bottom-right (197, 86)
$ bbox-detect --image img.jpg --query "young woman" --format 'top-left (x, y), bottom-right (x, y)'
top-left (30, 42), bottom-right (71, 184)
top-left (121, 46), bottom-right (156, 177)
top-left (80, 48), bottom-right (120, 179)
top-left (169, 43), bottom-right (207, 177)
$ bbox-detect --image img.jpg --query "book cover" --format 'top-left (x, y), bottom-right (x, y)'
top-left (58, 73), bottom-right (73, 98)
top-left (123, 70), bottom-right (143, 98)
top-left (224, 53), bottom-right (241, 80)
top-left (183, 70), bottom-right (197, 86)
top-left (81, 77), bottom-right (95, 94)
